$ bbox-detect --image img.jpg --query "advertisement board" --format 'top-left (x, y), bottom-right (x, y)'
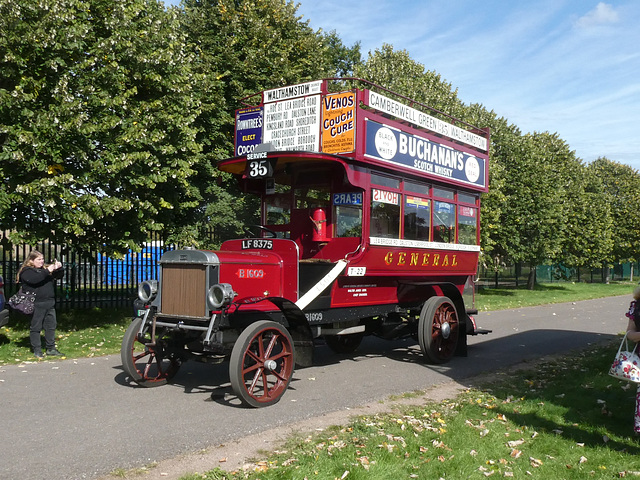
top-left (321, 91), bottom-right (356, 154)
top-left (365, 120), bottom-right (487, 190)
top-left (235, 107), bottom-right (263, 157)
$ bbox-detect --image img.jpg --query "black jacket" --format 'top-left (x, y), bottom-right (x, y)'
top-left (19, 267), bottom-right (64, 304)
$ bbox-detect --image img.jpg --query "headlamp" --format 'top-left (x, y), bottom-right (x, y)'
top-left (208, 283), bottom-right (236, 309)
top-left (138, 280), bottom-right (158, 303)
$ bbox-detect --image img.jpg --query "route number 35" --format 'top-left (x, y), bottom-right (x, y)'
top-left (248, 160), bottom-right (269, 178)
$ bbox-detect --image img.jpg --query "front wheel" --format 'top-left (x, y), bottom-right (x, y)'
top-left (418, 296), bottom-right (459, 364)
top-left (229, 320), bottom-right (295, 407)
top-left (121, 316), bottom-right (181, 387)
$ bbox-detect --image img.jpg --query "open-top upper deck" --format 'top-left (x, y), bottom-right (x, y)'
top-left (222, 78), bottom-right (489, 193)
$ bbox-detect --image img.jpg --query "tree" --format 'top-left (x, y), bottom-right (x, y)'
top-left (462, 104), bottom-right (518, 284)
top-left (181, 0), bottom-right (361, 244)
top-left (558, 157), bottom-right (612, 277)
top-left (0, 0), bottom-right (204, 256)
top-left (494, 132), bottom-right (574, 289)
top-left (354, 43), bottom-right (464, 118)
top-left (589, 157), bottom-right (640, 267)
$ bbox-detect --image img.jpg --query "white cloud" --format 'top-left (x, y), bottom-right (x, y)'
top-left (575, 2), bottom-right (619, 28)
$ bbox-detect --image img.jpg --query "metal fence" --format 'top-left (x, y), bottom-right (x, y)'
top-left (2, 228), bottom-right (636, 310)
top-left (478, 262), bottom-right (640, 288)
top-left (0, 231), bottom-right (177, 311)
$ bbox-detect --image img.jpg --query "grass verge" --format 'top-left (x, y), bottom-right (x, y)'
top-left (476, 281), bottom-right (633, 311)
top-left (184, 343), bottom-right (640, 479)
top-left (0, 307), bottom-right (131, 365)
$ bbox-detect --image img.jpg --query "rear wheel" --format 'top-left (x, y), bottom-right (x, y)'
top-left (418, 296), bottom-right (459, 364)
top-left (121, 316), bottom-right (181, 387)
top-left (229, 320), bottom-right (295, 407)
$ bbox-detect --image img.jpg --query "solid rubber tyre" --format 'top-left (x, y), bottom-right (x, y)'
top-left (229, 320), bottom-right (295, 407)
top-left (121, 316), bottom-right (181, 387)
top-left (418, 296), bottom-right (459, 364)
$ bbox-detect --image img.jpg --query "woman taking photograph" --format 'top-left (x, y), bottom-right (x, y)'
top-left (17, 250), bottom-right (64, 358)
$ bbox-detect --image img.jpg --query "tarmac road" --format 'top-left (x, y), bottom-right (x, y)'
top-left (0, 295), bottom-right (628, 480)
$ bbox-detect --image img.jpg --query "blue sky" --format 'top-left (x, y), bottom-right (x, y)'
top-left (167, 0), bottom-right (640, 170)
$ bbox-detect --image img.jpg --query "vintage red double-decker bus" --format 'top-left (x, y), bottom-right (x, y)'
top-left (121, 78), bottom-right (491, 407)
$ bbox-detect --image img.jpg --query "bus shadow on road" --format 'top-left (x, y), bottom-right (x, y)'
top-left (113, 329), bottom-right (618, 408)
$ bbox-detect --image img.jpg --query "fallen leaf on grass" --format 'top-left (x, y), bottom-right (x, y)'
top-left (530, 457), bottom-right (543, 468)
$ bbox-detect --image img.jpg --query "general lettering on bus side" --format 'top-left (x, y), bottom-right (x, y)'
top-left (383, 251), bottom-right (459, 268)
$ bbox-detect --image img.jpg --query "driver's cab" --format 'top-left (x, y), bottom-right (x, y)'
top-left (247, 157), bottom-right (363, 262)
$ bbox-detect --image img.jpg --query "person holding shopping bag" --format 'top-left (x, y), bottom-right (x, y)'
top-left (17, 250), bottom-right (64, 358)
top-left (624, 285), bottom-right (640, 433)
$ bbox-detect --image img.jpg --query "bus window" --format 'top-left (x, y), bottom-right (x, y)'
top-left (404, 180), bottom-right (429, 195)
top-left (266, 193), bottom-right (291, 225)
top-left (433, 200), bottom-right (455, 243)
top-left (458, 192), bottom-right (477, 205)
top-left (295, 187), bottom-right (330, 209)
top-left (370, 189), bottom-right (400, 238)
top-left (458, 205), bottom-right (478, 245)
top-left (371, 173), bottom-right (400, 189)
top-left (333, 192), bottom-right (363, 238)
top-left (433, 187), bottom-right (454, 200)
top-left (404, 196), bottom-right (430, 241)
top-left (336, 205), bottom-right (362, 237)
top-left (265, 193), bottom-right (292, 238)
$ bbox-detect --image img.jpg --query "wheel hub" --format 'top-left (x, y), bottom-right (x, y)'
top-left (263, 359), bottom-right (277, 371)
top-left (441, 322), bottom-right (451, 339)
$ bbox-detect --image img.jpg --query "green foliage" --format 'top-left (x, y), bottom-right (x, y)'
top-left (0, 0), bottom-right (637, 275)
top-left (181, 0), bottom-right (362, 244)
top-left (561, 156), bottom-right (612, 270)
top-left (0, 0), bottom-right (205, 256)
top-left (355, 43), bottom-right (464, 117)
top-left (464, 105), bottom-right (518, 261)
top-left (589, 157), bottom-right (640, 265)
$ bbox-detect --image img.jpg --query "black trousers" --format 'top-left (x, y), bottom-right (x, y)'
top-left (30, 300), bottom-right (57, 352)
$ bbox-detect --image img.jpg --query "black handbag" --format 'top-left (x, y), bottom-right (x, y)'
top-left (8, 287), bottom-right (36, 315)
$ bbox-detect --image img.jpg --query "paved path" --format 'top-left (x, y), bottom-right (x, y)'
top-left (0, 295), bottom-right (627, 479)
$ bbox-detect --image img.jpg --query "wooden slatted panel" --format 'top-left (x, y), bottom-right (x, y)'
top-left (160, 264), bottom-right (207, 317)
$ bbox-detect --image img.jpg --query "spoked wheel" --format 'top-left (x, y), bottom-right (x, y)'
top-left (230, 320), bottom-right (295, 407)
top-left (418, 296), bottom-right (459, 364)
top-left (121, 316), bottom-right (181, 387)
top-left (324, 333), bottom-right (364, 354)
